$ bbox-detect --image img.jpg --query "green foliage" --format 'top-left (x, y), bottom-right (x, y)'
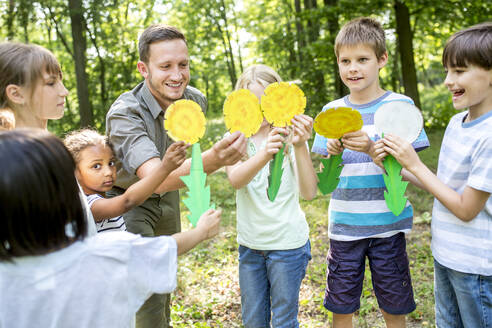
top-left (382, 155), bottom-right (409, 216)
top-left (317, 153), bottom-right (343, 195)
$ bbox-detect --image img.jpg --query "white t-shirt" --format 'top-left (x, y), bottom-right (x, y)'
top-left (79, 183), bottom-right (97, 236)
top-left (431, 110), bottom-right (492, 275)
top-left (0, 231), bottom-right (177, 328)
top-left (236, 138), bottom-right (309, 250)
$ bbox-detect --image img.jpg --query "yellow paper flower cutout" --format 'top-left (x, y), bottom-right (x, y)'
top-left (164, 99), bottom-right (206, 144)
top-left (223, 89), bottom-right (263, 137)
top-left (313, 107), bottom-right (363, 139)
top-left (260, 82), bottom-right (306, 127)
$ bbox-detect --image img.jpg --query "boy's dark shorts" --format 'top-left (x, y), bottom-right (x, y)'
top-left (324, 232), bottom-right (416, 315)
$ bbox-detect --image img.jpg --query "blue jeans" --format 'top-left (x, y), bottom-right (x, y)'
top-left (238, 241), bottom-right (311, 328)
top-left (434, 259), bottom-right (492, 328)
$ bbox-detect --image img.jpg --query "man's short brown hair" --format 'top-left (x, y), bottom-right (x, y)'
top-left (335, 17), bottom-right (386, 59)
top-left (138, 25), bottom-right (187, 63)
top-left (442, 22), bottom-right (492, 70)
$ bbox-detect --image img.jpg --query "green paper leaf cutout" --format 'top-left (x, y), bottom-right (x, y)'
top-left (317, 153), bottom-right (343, 194)
top-left (267, 143), bottom-right (286, 201)
top-left (180, 143), bottom-right (215, 226)
top-left (382, 154), bottom-right (408, 216)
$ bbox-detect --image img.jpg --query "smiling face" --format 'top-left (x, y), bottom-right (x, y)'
top-left (75, 144), bottom-right (117, 195)
top-left (337, 44), bottom-right (387, 101)
top-left (138, 39), bottom-right (190, 110)
top-left (30, 71), bottom-right (69, 121)
top-left (444, 64), bottom-right (492, 115)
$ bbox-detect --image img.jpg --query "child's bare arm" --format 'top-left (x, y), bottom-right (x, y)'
top-left (172, 209), bottom-right (221, 255)
top-left (226, 128), bottom-right (287, 190)
top-left (291, 114), bottom-right (318, 200)
top-left (90, 142), bottom-right (189, 220)
top-left (382, 134), bottom-right (490, 221)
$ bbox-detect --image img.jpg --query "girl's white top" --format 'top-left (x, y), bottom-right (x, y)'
top-left (0, 231), bottom-right (177, 328)
top-left (236, 138), bottom-right (309, 250)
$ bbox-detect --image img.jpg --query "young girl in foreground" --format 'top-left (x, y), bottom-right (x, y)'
top-left (225, 64), bottom-right (318, 327)
top-left (65, 129), bottom-right (188, 233)
top-left (0, 129), bottom-right (221, 328)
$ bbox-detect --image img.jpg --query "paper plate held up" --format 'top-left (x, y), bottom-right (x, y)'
top-left (374, 101), bottom-right (423, 143)
top-left (164, 99), bottom-right (206, 144)
top-left (223, 89), bottom-right (263, 138)
top-left (260, 82), bottom-right (306, 127)
top-left (374, 101), bottom-right (424, 217)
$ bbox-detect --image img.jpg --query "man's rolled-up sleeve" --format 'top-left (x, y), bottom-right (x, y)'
top-left (107, 100), bottom-right (160, 175)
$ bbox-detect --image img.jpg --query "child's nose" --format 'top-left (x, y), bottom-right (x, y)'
top-left (444, 72), bottom-right (453, 87)
top-left (103, 166), bottom-right (113, 176)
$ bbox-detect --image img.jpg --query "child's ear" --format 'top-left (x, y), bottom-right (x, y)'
top-left (5, 84), bottom-right (27, 106)
top-left (378, 52), bottom-right (388, 68)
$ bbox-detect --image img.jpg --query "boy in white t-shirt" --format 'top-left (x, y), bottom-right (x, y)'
top-left (378, 22), bottom-right (492, 327)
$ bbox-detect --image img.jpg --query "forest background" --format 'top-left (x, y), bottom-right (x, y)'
top-left (2, 0), bottom-right (490, 327)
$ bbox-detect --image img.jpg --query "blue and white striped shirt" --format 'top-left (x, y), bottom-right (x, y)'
top-left (312, 92), bottom-right (429, 241)
top-left (431, 110), bottom-right (492, 275)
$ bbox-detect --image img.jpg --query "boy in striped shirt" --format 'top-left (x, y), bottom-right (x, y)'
top-left (379, 23), bottom-right (492, 327)
top-left (311, 17), bottom-right (429, 327)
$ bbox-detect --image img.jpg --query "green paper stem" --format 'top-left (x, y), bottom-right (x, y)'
top-left (267, 143), bottom-right (285, 201)
top-left (317, 153), bottom-right (343, 194)
top-left (180, 143), bottom-right (215, 227)
top-left (382, 154), bottom-right (408, 216)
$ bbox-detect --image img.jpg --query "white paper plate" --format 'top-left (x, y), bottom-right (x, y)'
top-left (374, 101), bottom-right (423, 143)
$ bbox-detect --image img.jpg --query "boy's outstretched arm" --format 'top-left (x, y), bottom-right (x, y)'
top-left (381, 134), bottom-right (490, 221)
top-left (172, 209), bottom-right (221, 255)
top-left (90, 142), bottom-right (189, 221)
top-left (291, 114), bottom-right (318, 200)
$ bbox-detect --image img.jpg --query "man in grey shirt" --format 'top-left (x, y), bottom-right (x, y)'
top-left (106, 25), bottom-right (246, 328)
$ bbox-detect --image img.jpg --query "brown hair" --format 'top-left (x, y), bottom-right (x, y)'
top-left (442, 22), bottom-right (492, 69)
top-left (0, 42), bottom-right (62, 108)
top-left (235, 64), bottom-right (283, 90)
top-left (138, 24), bottom-right (187, 63)
top-left (335, 17), bottom-right (386, 59)
top-left (0, 108), bottom-right (15, 131)
top-left (64, 129), bottom-right (111, 164)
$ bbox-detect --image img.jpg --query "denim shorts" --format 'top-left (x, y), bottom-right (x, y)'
top-left (238, 241), bottom-right (312, 328)
top-left (434, 259), bottom-right (492, 328)
top-left (324, 232), bottom-right (415, 315)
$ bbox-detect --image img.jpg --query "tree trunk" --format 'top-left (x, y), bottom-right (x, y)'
top-left (394, 0), bottom-right (421, 108)
top-left (294, 0), bottom-right (305, 64)
top-left (324, 0), bottom-right (346, 98)
top-left (6, 0), bottom-right (15, 40)
top-left (68, 0), bottom-right (93, 127)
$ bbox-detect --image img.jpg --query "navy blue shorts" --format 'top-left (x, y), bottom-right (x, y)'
top-left (324, 232), bottom-right (416, 315)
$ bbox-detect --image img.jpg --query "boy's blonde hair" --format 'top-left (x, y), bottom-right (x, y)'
top-left (335, 17), bottom-right (386, 59)
top-left (64, 129), bottom-right (111, 164)
top-left (0, 108), bottom-right (15, 131)
top-left (235, 64), bottom-right (283, 90)
top-left (442, 22), bottom-right (492, 70)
